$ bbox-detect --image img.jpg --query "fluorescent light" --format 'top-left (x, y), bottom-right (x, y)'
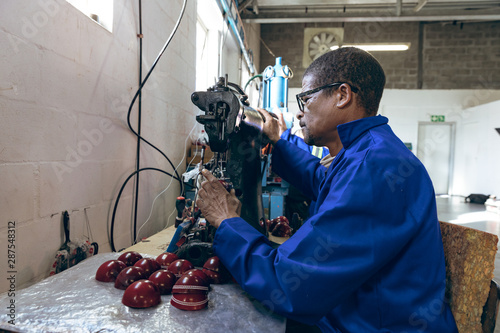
top-left (330, 43), bottom-right (410, 52)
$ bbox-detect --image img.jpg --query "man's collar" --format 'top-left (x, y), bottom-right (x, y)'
top-left (337, 115), bottom-right (388, 149)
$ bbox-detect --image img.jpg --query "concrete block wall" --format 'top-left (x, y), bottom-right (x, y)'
top-left (423, 22), bottom-right (500, 89)
top-left (260, 21), bottom-right (500, 90)
top-left (0, 0), bottom-right (197, 293)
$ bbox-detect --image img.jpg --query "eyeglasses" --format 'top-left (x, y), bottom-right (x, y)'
top-left (296, 82), bottom-right (359, 112)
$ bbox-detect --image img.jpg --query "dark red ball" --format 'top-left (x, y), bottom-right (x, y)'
top-left (122, 280), bottom-right (161, 308)
top-left (149, 269), bottom-right (176, 295)
top-left (95, 260), bottom-right (127, 282)
top-left (171, 293), bottom-right (208, 311)
top-left (117, 251), bottom-right (143, 266)
top-left (167, 259), bottom-right (194, 278)
top-left (133, 258), bottom-right (161, 278)
top-left (155, 252), bottom-right (179, 268)
top-left (271, 222), bottom-right (292, 237)
top-left (114, 266), bottom-right (146, 290)
top-left (202, 256), bottom-right (230, 284)
top-left (183, 269), bottom-right (210, 285)
top-left (202, 268), bottom-right (224, 284)
top-left (173, 273), bottom-right (209, 294)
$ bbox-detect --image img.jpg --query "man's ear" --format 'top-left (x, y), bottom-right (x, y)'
top-left (336, 83), bottom-right (354, 109)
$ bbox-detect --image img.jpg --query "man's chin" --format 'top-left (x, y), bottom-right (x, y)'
top-left (303, 136), bottom-right (314, 146)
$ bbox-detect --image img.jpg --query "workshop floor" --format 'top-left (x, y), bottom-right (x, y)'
top-left (435, 195), bottom-right (500, 332)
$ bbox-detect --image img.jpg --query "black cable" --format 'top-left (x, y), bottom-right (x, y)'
top-left (227, 82), bottom-right (246, 96)
top-left (126, 0), bottom-right (187, 196)
top-left (133, 0), bottom-right (143, 244)
top-left (111, 0), bottom-right (188, 250)
top-left (110, 167), bottom-right (195, 252)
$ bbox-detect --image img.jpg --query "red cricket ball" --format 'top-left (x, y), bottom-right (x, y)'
top-left (122, 280), bottom-right (161, 308)
top-left (167, 259), bottom-right (194, 278)
top-left (114, 266), bottom-right (146, 290)
top-left (133, 258), bottom-right (161, 278)
top-left (170, 293), bottom-right (208, 311)
top-left (117, 251), bottom-right (143, 266)
top-left (95, 260), bottom-right (127, 282)
top-left (155, 252), bottom-right (179, 268)
top-left (149, 269), bottom-right (176, 295)
top-left (172, 273), bottom-right (209, 294)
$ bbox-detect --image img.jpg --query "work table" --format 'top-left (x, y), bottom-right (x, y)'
top-left (0, 226), bottom-right (286, 333)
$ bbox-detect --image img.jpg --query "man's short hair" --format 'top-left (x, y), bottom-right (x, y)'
top-left (304, 47), bottom-right (386, 115)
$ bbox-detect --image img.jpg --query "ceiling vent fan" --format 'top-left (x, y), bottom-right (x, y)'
top-left (302, 27), bottom-right (344, 68)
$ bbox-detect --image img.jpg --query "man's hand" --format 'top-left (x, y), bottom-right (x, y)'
top-left (258, 108), bottom-right (283, 145)
top-left (196, 169), bottom-right (242, 228)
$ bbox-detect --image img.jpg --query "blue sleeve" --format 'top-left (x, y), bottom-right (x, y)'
top-left (280, 129), bottom-right (329, 158)
top-left (213, 151), bottom-right (431, 325)
top-left (280, 128), bottom-right (311, 153)
top-left (280, 128), bottom-right (292, 141)
top-left (271, 139), bottom-right (327, 201)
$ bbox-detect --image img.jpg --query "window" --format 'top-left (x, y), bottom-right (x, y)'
top-left (66, 0), bottom-right (114, 32)
top-left (196, 0), bottom-right (224, 91)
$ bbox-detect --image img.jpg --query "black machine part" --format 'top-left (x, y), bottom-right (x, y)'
top-left (174, 220), bottom-right (216, 267)
top-left (191, 77), bottom-right (266, 234)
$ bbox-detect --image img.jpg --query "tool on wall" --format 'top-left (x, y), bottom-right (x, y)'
top-left (50, 211), bottom-right (97, 275)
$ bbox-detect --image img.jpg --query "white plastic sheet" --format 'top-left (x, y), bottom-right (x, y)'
top-left (0, 253), bottom-right (285, 333)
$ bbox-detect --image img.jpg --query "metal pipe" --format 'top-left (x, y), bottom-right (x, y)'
top-left (219, 0), bottom-right (256, 74)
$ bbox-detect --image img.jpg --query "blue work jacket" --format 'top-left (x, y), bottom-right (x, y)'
top-left (280, 128), bottom-right (329, 159)
top-left (213, 115), bottom-right (458, 332)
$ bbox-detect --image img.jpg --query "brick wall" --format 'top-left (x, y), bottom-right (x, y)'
top-left (423, 22), bottom-right (500, 89)
top-left (260, 21), bottom-right (500, 89)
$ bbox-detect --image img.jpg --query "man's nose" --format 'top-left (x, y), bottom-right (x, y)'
top-left (296, 111), bottom-right (303, 120)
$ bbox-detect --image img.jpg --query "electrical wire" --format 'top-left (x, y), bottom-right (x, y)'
top-left (133, 0), bottom-right (144, 244)
top-left (126, 0), bottom-right (187, 196)
top-left (134, 123), bottom-right (198, 242)
top-left (244, 74), bottom-right (262, 92)
top-left (227, 81), bottom-right (246, 95)
top-left (110, 0), bottom-right (189, 251)
top-left (110, 168), bottom-right (195, 252)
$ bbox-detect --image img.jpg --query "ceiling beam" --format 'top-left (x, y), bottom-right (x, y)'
top-left (243, 11), bottom-right (500, 23)
top-left (396, 0), bottom-right (402, 16)
top-left (413, 0), bottom-right (429, 12)
top-left (238, 0), bottom-right (254, 14)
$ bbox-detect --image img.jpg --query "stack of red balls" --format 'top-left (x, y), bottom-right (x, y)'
top-left (95, 251), bottom-right (228, 311)
top-left (260, 216), bottom-right (293, 237)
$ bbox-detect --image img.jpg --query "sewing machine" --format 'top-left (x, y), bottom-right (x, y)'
top-left (171, 59), bottom-right (292, 266)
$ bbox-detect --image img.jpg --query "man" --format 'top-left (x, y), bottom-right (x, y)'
top-left (196, 47), bottom-right (457, 332)
top-left (273, 111), bottom-right (330, 223)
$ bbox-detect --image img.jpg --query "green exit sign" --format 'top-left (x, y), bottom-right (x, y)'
top-left (431, 115), bottom-right (445, 122)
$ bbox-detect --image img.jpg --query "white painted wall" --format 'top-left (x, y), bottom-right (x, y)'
top-left (0, 0), bottom-right (198, 293)
top-left (452, 100), bottom-right (500, 197)
top-left (379, 89), bottom-right (500, 197)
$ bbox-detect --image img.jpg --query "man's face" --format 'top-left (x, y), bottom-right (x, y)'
top-left (297, 75), bottom-right (339, 147)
